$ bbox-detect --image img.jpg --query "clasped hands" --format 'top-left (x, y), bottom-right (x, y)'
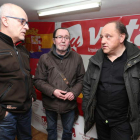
top-left (53, 89), bottom-right (74, 101)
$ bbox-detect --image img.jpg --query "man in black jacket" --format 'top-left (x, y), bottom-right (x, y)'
top-left (82, 21), bottom-right (140, 140)
top-left (0, 3), bottom-right (36, 140)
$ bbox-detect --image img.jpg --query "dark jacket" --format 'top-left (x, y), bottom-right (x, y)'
top-left (82, 41), bottom-right (140, 140)
top-left (34, 44), bottom-right (85, 113)
top-left (0, 32), bottom-right (36, 121)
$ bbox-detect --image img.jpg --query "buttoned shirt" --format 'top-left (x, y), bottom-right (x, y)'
top-left (96, 49), bottom-right (129, 126)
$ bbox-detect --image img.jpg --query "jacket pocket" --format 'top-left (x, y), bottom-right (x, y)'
top-left (89, 98), bottom-right (97, 121)
top-left (90, 72), bottom-right (97, 85)
top-left (0, 83), bottom-right (13, 102)
top-left (0, 50), bottom-right (20, 72)
top-left (131, 72), bottom-right (140, 94)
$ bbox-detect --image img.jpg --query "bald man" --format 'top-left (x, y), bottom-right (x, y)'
top-left (0, 3), bottom-right (36, 140)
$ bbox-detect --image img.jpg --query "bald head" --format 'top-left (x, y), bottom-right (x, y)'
top-left (0, 3), bottom-right (29, 44)
top-left (0, 3), bottom-right (28, 28)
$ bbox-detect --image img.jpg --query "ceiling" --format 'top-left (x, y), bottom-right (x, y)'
top-left (0, 0), bottom-right (140, 22)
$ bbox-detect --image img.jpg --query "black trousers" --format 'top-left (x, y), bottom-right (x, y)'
top-left (95, 112), bottom-right (132, 140)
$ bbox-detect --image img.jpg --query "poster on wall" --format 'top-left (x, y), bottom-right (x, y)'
top-left (25, 22), bottom-right (54, 59)
top-left (61, 15), bottom-right (140, 55)
top-left (25, 21), bottom-right (55, 78)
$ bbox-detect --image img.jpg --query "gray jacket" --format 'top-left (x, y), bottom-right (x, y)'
top-left (82, 41), bottom-right (140, 140)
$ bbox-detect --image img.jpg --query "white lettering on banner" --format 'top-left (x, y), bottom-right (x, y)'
top-left (134, 33), bottom-right (140, 46)
top-left (88, 19), bottom-right (140, 47)
top-left (67, 24), bottom-right (83, 51)
top-left (126, 19), bottom-right (140, 46)
top-left (68, 19), bottom-right (140, 53)
top-left (126, 19), bottom-right (139, 42)
top-left (89, 27), bottom-right (103, 45)
top-left (88, 48), bottom-right (98, 52)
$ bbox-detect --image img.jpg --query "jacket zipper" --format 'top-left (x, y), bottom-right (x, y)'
top-left (85, 64), bottom-right (102, 121)
top-left (0, 84), bottom-right (13, 101)
top-left (14, 46), bottom-right (29, 99)
top-left (124, 53), bottom-right (140, 139)
top-left (0, 52), bottom-right (12, 56)
top-left (124, 53), bottom-right (140, 113)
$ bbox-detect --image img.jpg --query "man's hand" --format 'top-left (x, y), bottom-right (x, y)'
top-left (64, 92), bottom-right (74, 101)
top-left (5, 111), bottom-right (9, 117)
top-left (137, 136), bottom-right (140, 140)
top-left (53, 89), bottom-right (67, 100)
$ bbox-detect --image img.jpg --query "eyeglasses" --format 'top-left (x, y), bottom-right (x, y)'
top-left (5, 16), bottom-right (28, 26)
top-left (54, 35), bottom-right (70, 40)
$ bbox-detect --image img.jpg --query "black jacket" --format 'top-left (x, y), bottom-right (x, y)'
top-left (0, 32), bottom-right (36, 121)
top-left (82, 41), bottom-right (140, 140)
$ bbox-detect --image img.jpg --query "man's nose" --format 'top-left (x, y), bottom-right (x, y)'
top-left (62, 37), bottom-right (66, 42)
top-left (25, 24), bottom-right (29, 30)
top-left (101, 37), bottom-right (106, 44)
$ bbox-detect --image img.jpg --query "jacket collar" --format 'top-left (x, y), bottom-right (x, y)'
top-left (50, 44), bottom-right (71, 59)
top-left (0, 32), bottom-right (22, 47)
top-left (124, 41), bottom-right (140, 71)
top-left (90, 41), bottom-right (140, 65)
top-left (0, 32), bottom-right (14, 46)
top-left (125, 41), bottom-right (140, 60)
top-left (90, 48), bottom-right (104, 67)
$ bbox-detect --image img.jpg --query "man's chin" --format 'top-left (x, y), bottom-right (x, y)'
top-left (61, 50), bottom-right (67, 52)
top-left (19, 38), bottom-right (25, 42)
top-left (102, 49), bottom-right (108, 54)
top-left (58, 49), bottom-right (67, 52)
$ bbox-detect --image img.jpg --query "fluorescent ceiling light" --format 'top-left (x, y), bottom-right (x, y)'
top-left (38, 0), bottom-right (101, 16)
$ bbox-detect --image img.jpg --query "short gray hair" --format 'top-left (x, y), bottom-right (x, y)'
top-left (0, 3), bottom-right (12, 28)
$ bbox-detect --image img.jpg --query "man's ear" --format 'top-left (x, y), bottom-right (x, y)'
top-left (1, 16), bottom-right (9, 27)
top-left (120, 33), bottom-right (125, 43)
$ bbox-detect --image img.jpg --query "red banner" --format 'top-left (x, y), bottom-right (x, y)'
top-left (61, 15), bottom-right (140, 55)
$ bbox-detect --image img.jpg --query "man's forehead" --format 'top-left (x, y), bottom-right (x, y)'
top-left (56, 29), bottom-right (69, 35)
top-left (12, 6), bottom-right (28, 20)
top-left (104, 23), bottom-right (116, 30)
top-left (101, 23), bottom-right (117, 34)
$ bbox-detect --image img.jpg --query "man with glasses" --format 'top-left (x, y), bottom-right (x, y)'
top-left (0, 3), bottom-right (36, 140)
top-left (34, 27), bottom-right (85, 140)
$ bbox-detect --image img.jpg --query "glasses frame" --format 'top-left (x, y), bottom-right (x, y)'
top-left (5, 16), bottom-right (28, 26)
top-left (54, 35), bottom-right (70, 41)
